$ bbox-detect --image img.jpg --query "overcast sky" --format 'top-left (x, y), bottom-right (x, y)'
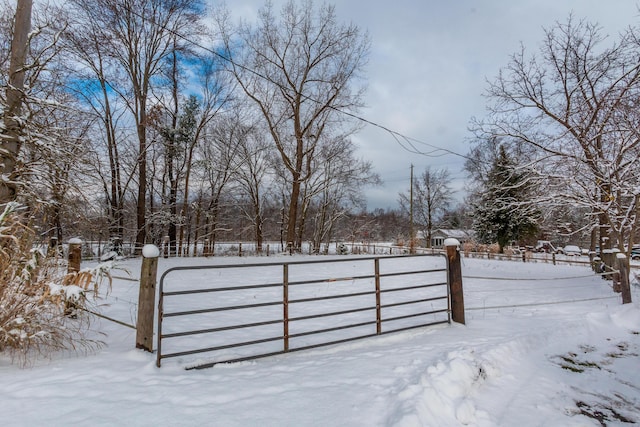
top-left (222, 0), bottom-right (639, 211)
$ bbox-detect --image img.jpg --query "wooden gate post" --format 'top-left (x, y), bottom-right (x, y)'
top-left (617, 253), bottom-right (632, 304)
top-left (67, 238), bottom-right (82, 273)
top-left (445, 239), bottom-right (465, 325)
top-left (136, 244), bottom-right (159, 352)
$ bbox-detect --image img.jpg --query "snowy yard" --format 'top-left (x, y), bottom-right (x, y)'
top-left (1, 254), bottom-right (639, 426)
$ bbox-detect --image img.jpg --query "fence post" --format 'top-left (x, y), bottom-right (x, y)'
top-left (601, 249), bottom-right (614, 279)
top-left (616, 254), bottom-right (632, 304)
top-left (65, 238), bottom-right (83, 317)
top-left (445, 239), bottom-right (465, 325)
top-left (67, 238), bottom-right (82, 273)
top-left (163, 235), bottom-right (169, 258)
top-left (136, 244), bottom-right (159, 352)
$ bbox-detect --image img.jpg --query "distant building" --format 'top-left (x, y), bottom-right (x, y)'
top-left (429, 229), bottom-right (475, 249)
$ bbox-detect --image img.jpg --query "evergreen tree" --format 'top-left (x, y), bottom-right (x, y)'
top-left (472, 145), bottom-right (540, 252)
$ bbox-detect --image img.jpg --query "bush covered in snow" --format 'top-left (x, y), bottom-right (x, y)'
top-left (0, 203), bottom-right (104, 365)
top-left (337, 243), bottom-right (350, 255)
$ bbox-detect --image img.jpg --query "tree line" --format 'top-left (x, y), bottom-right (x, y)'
top-left (0, 0), bottom-right (389, 255)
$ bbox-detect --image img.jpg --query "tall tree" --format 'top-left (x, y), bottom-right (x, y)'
top-left (471, 145), bottom-right (540, 253)
top-left (216, 0), bottom-right (370, 251)
top-left (62, 5), bottom-right (130, 247)
top-left (195, 113), bottom-right (244, 251)
top-left (0, 0), bottom-right (31, 203)
top-left (150, 49), bottom-right (231, 256)
top-left (1, 0), bottom-right (69, 206)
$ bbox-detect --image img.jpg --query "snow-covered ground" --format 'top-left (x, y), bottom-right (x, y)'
top-left (1, 254), bottom-right (638, 426)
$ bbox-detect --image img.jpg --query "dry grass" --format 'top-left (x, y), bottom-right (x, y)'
top-left (0, 202), bottom-right (103, 365)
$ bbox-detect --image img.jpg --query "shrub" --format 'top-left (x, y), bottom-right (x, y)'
top-left (337, 243), bottom-right (349, 255)
top-left (0, 203), bottom-right (102, 365)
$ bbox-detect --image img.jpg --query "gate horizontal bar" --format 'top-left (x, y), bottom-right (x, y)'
top-left (382, 308), bottom-right (449, 323)
top-left (288, 274), bottom-right (374, 286)
top-left (381, 296), bottom-right (448, 309)
top-left (163, 282), bottom-right (281, 296)
top-left (164, 300), bottom-right (282, 318)
top-left (288, 320), bottom-right (378, 338)
top-left (289, 306), bottom-right (374, 322)
top-left (378, 268), bottom-right (446, 278)
top-left (161, 335), bottom-right (283, 360)
top-left (382, 318), bottom-right (450, 335)
top-left (162, 318), bottom-right (284, 339)
top-left (379, 281), bottom-right (447, 293)
top-left (289, 290), bottom-right (376, 304)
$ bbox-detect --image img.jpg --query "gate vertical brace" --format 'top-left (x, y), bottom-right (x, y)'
top-left (375, 258), bottom-right (381, 334)
top-left (156, 289), bottom-right (163, 368)
top-left (155, 258), bottom-right (165, 368)
top-left (283, 263), bottom-right (289, 351)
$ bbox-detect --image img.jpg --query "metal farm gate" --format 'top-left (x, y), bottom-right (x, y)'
top-left (156, 254), bottom-right (451, 369)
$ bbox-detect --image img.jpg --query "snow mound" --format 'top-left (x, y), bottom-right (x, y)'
top-left (390, 349), bottom-right (496, 426)
top-left (609, 303), bottom-right (640, 331)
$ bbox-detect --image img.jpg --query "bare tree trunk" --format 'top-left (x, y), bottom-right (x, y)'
top-left (193, 196), bottom-right (202, 255)
top-left (136, 120), bottom-right (148, 253)
top-left (286, 177), bottom-right (301, 250)
top-left (254, 202), bottom-right (263, 253)
top-left (0, 0), bottom-right (32, 203)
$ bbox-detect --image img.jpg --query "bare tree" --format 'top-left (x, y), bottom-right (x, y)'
top-left (302, 135), bottom-right (380, 252)
top-left (233, 119), bottom-right (273, 253)
top-left (216, 0), bottom-right (370, 251)
top-left (399, 167), bottom-right (453, 248)
top-left (195, 113), bottom-right (244, 252)
top-left (474, 16), bottom-right (640, 265)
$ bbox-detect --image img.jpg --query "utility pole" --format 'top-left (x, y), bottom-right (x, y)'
top-left (0, 0), bottom-right (32, 204)
top-left (409, 164), bottom-right (414, 254)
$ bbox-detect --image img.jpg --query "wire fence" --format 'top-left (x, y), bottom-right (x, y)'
top-left (463, 261), bottom-right (634, 312)
top-left (466, 295), bottom-right (620, 312)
